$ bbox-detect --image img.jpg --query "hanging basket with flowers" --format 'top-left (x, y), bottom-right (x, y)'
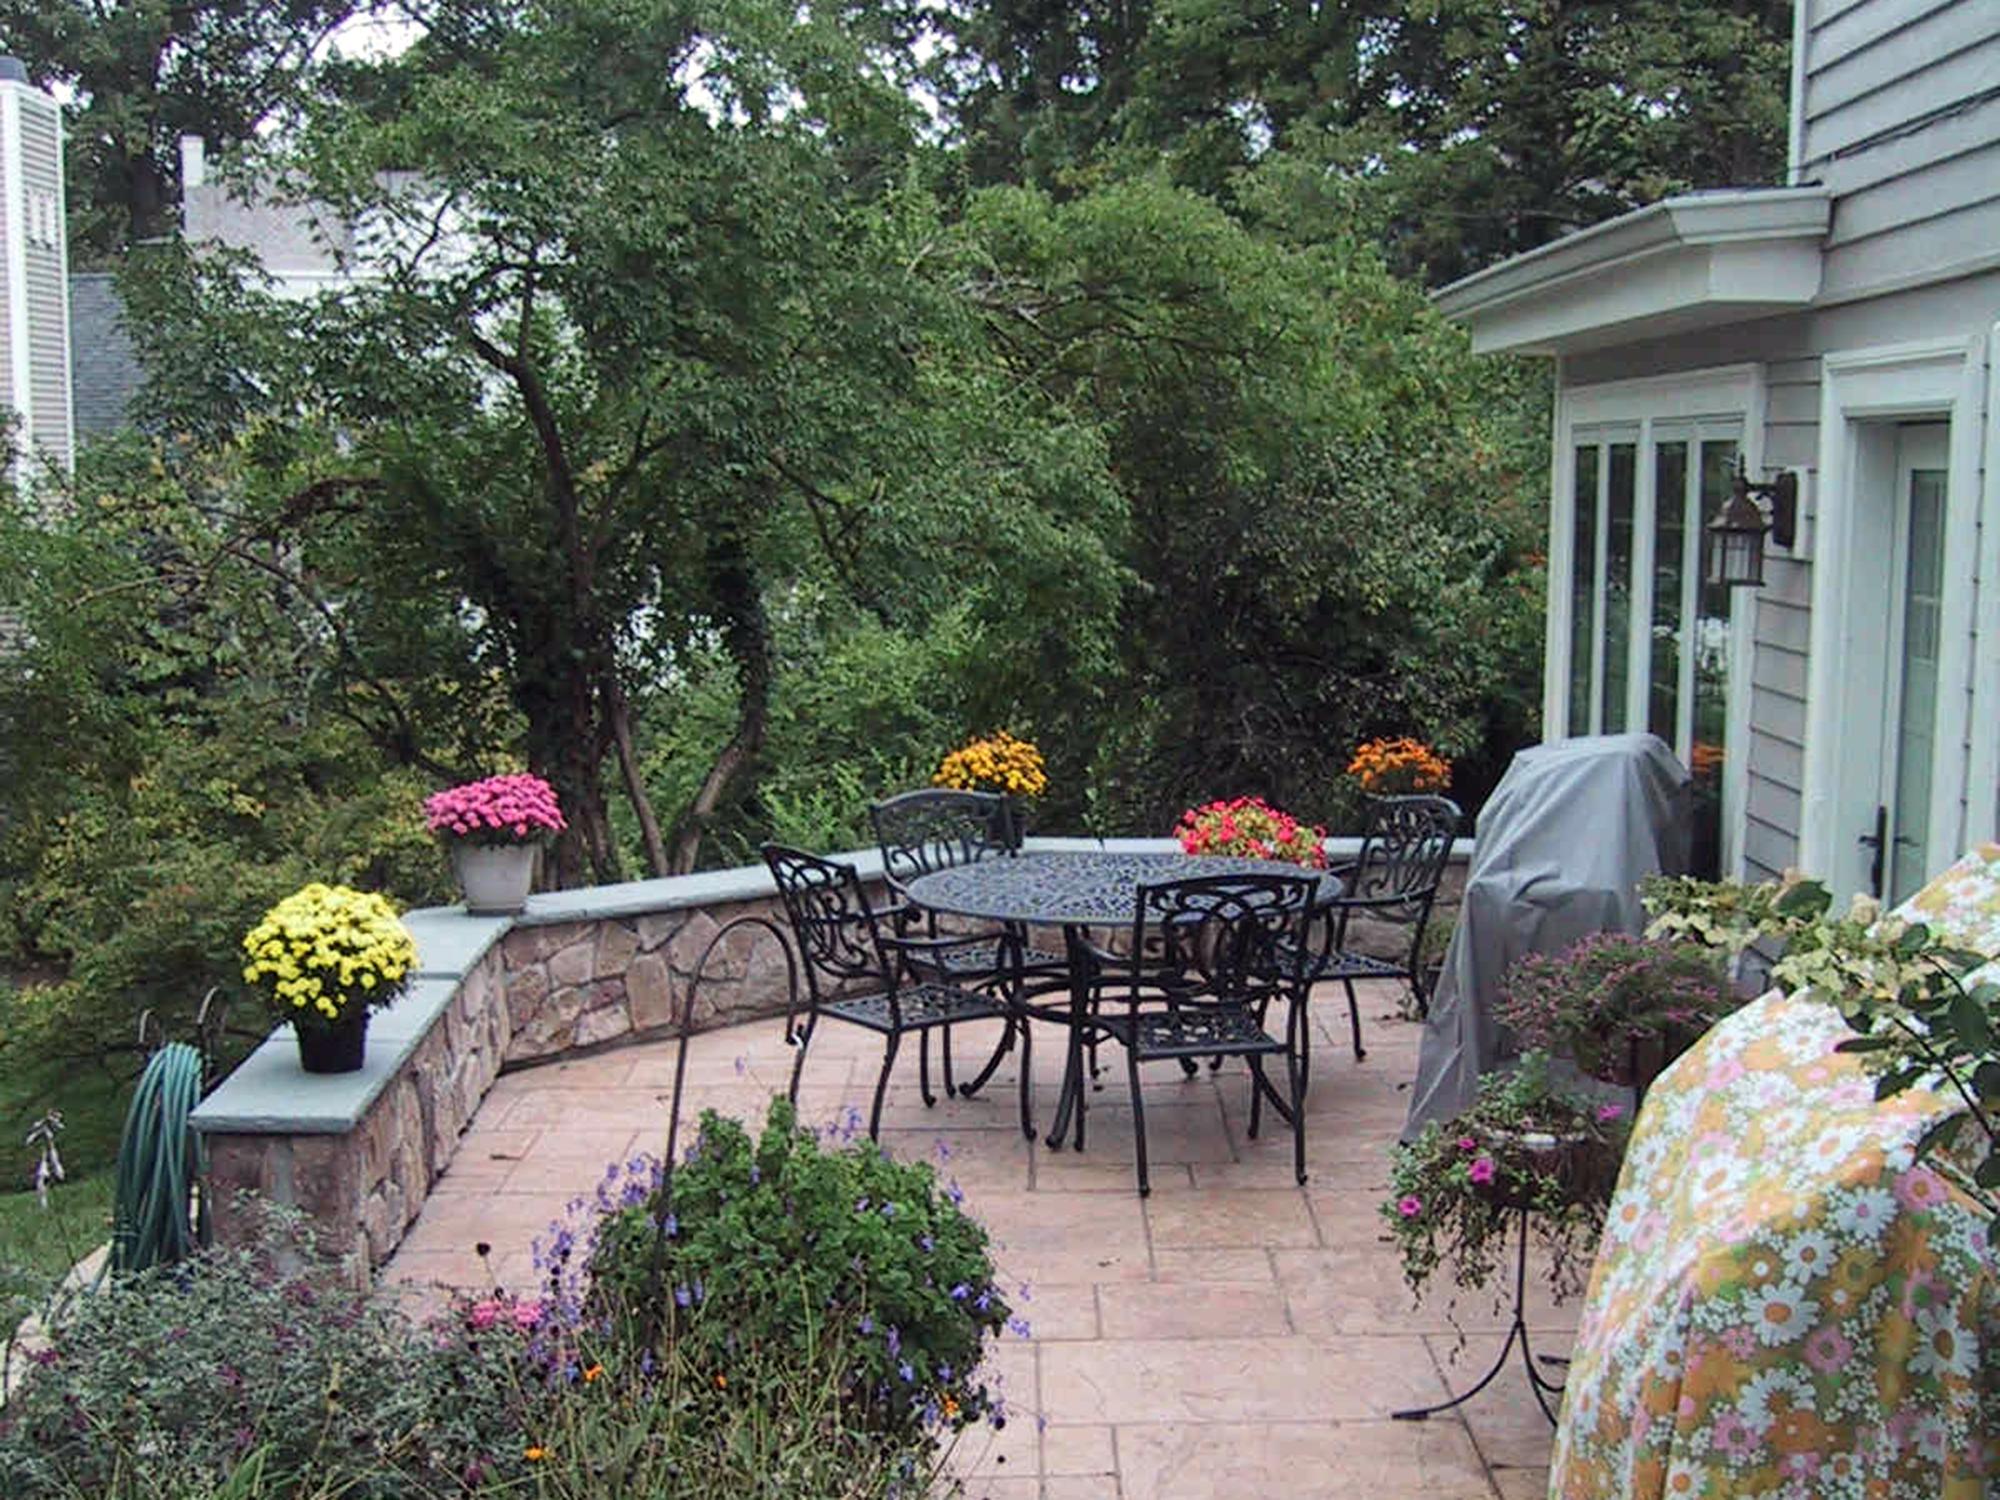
top-left (1175, 796), bottom-right (1327, 869)
top-left (1383, 1053), bottom-right (1628, 1316)
top-left (425, 773), bottom-right (566, 913)
top-left (241, 883), bottom-right (417, 1073)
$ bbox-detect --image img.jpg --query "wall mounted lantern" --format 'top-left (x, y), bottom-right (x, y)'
top-left (1706, 462), bottom-right (1799, 589)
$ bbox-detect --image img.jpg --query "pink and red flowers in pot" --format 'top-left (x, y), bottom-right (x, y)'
top-left (424, 773), bottom-right (567, 846)
top-left (1175, 796), bottom-right (1327, 869)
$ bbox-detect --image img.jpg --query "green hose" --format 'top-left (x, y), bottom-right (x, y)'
top-left (109, 1041), bottom-right (207, 1275)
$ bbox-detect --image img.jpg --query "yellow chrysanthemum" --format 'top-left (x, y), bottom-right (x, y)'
top-left (241, 882), bottom-right (416, 1026)
top-left (934, 732), bottom-right (1048, 798)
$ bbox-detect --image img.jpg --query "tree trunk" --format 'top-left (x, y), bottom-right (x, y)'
top-left (668, 524), bottom-right (772, 874)
top-left (605, 669), bottom-right (669, 876)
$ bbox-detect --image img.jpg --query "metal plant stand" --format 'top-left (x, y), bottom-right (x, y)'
top-left (1393, 1206), bottom-right (1567, 1426)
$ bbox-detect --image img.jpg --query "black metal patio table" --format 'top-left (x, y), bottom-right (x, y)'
top-left (904, 850), bottom-right (1342, 1150)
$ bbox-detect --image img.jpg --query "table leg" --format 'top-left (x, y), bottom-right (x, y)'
top-left (1044, 924), bottom-right (1092, 1152)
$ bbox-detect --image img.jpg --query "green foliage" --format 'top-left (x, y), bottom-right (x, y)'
top-left (590, 1099), bottom-right (1015, 1440)
top-left (966, 177), bottom-right (1545, 831)
top-left (0, 1200), bottom-right (942, 1499)
top-left (0, 1206), bottom-right (440, 1498)
top-left (923, 0), bottom-right (1792, 285)
top-left (1384, 1053), bottom-right (1627, 1311)
top-left (1644, 874), bottom-right (2000, 1209)
top-left (0, 1173), bottom-right (112, 1294)
top-left (0, 459), bottom-right (455, 1080)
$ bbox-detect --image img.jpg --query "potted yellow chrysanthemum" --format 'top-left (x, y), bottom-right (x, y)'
top-left (241, 883), bottom-right (418, 1073)
top-left (934, 731), bottom-right (1047, 843)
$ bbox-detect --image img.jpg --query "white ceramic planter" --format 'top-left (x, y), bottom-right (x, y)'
top-left (452, 841), bottom-right (538, 914)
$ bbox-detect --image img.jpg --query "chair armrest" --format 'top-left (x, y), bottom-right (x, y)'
top-left (879, 932), bottom-right (1007, 957)
top-left (1323, 888), bottom-right (1437, 914)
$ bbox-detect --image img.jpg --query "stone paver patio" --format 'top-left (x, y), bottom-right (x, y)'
top-left (387, 981), bottom-right (1567, 1499)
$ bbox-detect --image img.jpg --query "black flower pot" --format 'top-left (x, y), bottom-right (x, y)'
top-left (296, 1011), bottom-right (369, 1074)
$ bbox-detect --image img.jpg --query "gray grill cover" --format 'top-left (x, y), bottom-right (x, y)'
top-left (1403, 733), bottom-right (1692, 1136)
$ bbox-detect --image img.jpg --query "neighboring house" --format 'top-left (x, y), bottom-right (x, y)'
top-left (0, 57), bottom-right (74, 478)
top-left (1436, 0), bottom-right (2000, 905)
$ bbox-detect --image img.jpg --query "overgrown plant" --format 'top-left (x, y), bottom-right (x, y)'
top-left (588, 1099), bottom-right (1020, 1440)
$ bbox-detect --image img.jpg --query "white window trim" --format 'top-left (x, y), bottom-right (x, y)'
top-left (1546, 363), bottom-right (1764, 879)
top-left (1800, 335), bottom-right (1989, 894)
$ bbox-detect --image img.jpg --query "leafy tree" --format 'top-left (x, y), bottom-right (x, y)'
top-left (962, 176), bottom-right (1546, 827)
top-left (0, 0), bottom-right (379, 259)
top-left (126, 0), bottom-right (1125, 880)
top-left (0, 436), bottom-right (458, 1077)
top-left (918, 0), bottom-right (1792, 283)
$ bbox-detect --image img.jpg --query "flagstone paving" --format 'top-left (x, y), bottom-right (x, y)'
top-left (386, 982), bottom-right (1566, 1499)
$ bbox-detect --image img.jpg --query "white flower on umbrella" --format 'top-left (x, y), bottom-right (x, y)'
top-left (1827, 1185), bottom-right (1897, 1247)
top-left (1736, 1365), bottom-right (1815, 1431)
top-left (1744, 1279), bottom-right (1820, 1346)
top-left (1908, 1302), bottom-right (1978, 1380)
top-left (1781, 1229), bottom-right (1837, 1283)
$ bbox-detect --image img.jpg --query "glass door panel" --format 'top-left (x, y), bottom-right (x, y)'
top-left (1886, 427), bottom-right (1948, 903)
top-left (1689, 438), bottom-right (1739, 878)
top-left (1569, 445), bottom-right (1599, 732)
top-left (1648, 442), bottom-right (1689, 743)
top-left (1599, 444), bottom-right (1636, 732)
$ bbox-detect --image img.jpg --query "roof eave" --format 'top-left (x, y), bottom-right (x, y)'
top-left (1432, 187), bottom-right (1832, 356)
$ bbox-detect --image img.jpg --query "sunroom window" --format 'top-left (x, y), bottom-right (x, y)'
top-left (1562, 417), bottom-right (1742, 876)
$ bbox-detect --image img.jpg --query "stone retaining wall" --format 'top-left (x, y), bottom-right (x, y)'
top-left (500, 895), bottom-right (809, 1065)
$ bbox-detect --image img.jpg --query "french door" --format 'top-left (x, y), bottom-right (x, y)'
top-left (1866, 423), bottom-right (1949, 902)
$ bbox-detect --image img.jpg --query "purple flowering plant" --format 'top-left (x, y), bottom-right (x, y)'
top-left (1381, 1053), bottom-right (1629, 1329)
top-left (1495, 931), bottom-right (1732, 1084)
top-left (586, 1097), bottom-right (1015, 1442)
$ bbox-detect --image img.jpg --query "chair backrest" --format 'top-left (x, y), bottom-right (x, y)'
top-left (1348, 795), bottom-right (1460, 916)
top-left (761, 844), bottom-right (887, 998)
top-left (1128, 874), bottom-right (1316, 1004)
top-left (870, 788), bottom-right (1018, 891)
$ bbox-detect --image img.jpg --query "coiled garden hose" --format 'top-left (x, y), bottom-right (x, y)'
top-left (109, 1041), bottom-right (207, 1275)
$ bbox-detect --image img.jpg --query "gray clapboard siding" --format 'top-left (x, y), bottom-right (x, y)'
top-left (1829, 138), bottom-right (2000, 247)
top-left (1809, 0), bottom-right (1962, 74)
top-left (0, 134), bottom-right (10, 413)
top-left (15, 95), bottom-right (69, 468)
top-left (1823, 196), bottom-right (2000, 303)
top-left (1750, 730), bottom-right (1807, 790)
top-left (1743, 815), bottom-right (1798, 881)
top-left (1803, 1), bottom-right (1991, 127)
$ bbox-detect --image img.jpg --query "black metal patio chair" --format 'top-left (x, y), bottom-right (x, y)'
top-left (763, 843), bottom-right (1027, 1141)
top-left (1296, 793), bottom-right (1460, 1068)
top-left (869, 788), bottom-right (1064, 1101)
top-left (1079, 873), bottom-right (1317, 1195)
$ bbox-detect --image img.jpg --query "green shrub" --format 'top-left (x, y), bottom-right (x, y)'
top-left (588, 1098), bottom-right (1020, 1439)
top-left (0, 1194), bottom-right (955, 1499)
top-left (0, 1205), bottom-right (441, 1499)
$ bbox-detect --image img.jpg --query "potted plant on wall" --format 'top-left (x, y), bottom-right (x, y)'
top-left (934, 731), bottom-right (1048, 843)
top-left (1384, 1053), bottom-right (1629, 1315)
top-left (1175, 795), bottom-right (1329, 868)
top-left (1495, 931), bottom-right (1734, 1093)
top-left (425, 773), bottom-right (567, 914)
top-left (241, 883), bottom-right (417, 1073)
